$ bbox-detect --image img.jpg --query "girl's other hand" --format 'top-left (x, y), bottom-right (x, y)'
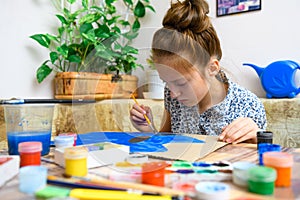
top-left (219, 117), bottom-right (258, 144)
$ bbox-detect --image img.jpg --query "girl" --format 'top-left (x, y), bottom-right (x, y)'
top-left (130, 0), bottom-right (266, 144)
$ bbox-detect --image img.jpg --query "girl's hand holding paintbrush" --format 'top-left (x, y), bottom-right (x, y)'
top-left (130, 98), bottom-right (157, 133)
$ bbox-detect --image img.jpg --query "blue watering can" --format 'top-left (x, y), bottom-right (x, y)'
top-left (243, 60), bottom-right (300, 98)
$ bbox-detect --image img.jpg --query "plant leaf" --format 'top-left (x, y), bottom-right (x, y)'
top-left (67, 0), bottom-right (76, 4)
top-left (79, 13), bottom-right (101, 24)
top-left (50, 52), bottom-right (58, 64)
top-left (145, 5), bottom-right (155, 13)
top-left (82, 0), bottom-right (88, 9)
top-left (30, 34), bottom-right (51, 48)
top-left (105, 0), bottom-right (116, 6)
top-left (79, 23), bottom-right (93, 34)
top-left (134, 1), bottom-right (145, 17)
top-left (122, 45), bottom-right (138, 54)
top-left (36, 62), bottom-right (53, 83)
top-left (132, 19), bottom-right (140, 32)
top-left (123, 31), bottom-right (139, 40)
top-left (123, 0), bottom-right (133, 5)
top-left (57, 44), bottom-right (69, 58)
top-left (56, 14), bottom-right (68, 25)
top-left (68, 55), bottom-right (81, 63)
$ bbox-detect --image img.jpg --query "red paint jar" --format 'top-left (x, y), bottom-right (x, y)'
top-left (142, 161), bottom-right (168, 186)
top-left (18, 142), bottom-right (42, 167)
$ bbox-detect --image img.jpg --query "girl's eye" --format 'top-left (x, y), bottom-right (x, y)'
top-left (175, 82), bottom-right (187, 86)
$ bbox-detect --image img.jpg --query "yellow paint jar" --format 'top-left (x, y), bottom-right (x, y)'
top-left (64, 147), bottom-right (88, 177)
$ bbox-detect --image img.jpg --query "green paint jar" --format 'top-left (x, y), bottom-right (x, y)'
top-left (248, 166), bottom-right (276, 195)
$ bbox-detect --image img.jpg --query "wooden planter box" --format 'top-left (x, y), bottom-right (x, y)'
top-left (54, 72), bottom-right (138, 100)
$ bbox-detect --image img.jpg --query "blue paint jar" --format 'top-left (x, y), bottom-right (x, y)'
top-left (258, 143), bottom-right (281, 165)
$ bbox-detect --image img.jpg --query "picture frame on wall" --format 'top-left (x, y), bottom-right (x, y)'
top-left (217, 0), bottom-right (261, 17)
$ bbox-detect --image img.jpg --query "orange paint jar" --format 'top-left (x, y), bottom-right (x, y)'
top-left (263, 152), bottom-right (293, 187)
top-left (18, 141), bottom-right (42, 167)
top-left (142, 161), bottom-right (168, 186)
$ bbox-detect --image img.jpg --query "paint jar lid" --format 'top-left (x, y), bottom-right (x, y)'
top-left (54, 136), bottom-right (74, 147)
top-left (18, 142), bottom-right (42, 153)
top-left (142, 161), bottom-right (168, 173)
top-left (248, 166), bottom-right (277, 182)
top-left (258, 143), bottom-right (281, 153)
top-left (232, 161), bottom-right (257, 187)
top-left (257, 131), bottom-right (273, 138)
top-left (263, 152), bottom-right (293, 167)
top-left (195, 181), bottom-right (230, 200)
top-left (64, 147), bottom-right (88, 160)
top-left (232, 161), bottom-right (257, 171)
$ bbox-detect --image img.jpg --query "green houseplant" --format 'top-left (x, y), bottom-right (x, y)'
top-left (30, 0), bottom-right (155, 99)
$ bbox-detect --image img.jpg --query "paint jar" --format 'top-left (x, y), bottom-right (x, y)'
top-left (142, 161), bottom-right (168, 186)
top-left (19, 165), bottom-right (47, 194)
top-left (232, 161), bottom-right (256, 187)
top-left (18, 141), bottom-right (42, 167)
top-left (263, 152), bottom-right (293, 187)
top-left (248, 166), bottom-right (276, 195)
top-left (258, 143), bottom-right (281, 165)
top-left (257, 131), bottom-right (273, 148)
top-left (4, 104), bottom-right (54, 155)
top-left (59, 132), bottom-right (77, 146)
top-left (64, 147), bottom-right (88, 177)
top-left (195, 181), bottom-right (230, 200)
top-left (172, 180), bottom-right (198, 197)
top-left (54, 136), bottom-right (74, 149)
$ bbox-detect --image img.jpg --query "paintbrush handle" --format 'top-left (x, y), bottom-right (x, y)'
top-left (1, 98), bottom-right (96, 104)
top-left (88, 177), bottom-right (184, 196)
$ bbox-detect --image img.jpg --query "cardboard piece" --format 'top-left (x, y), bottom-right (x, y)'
top-left (145, 135), bottom-right (228, 162)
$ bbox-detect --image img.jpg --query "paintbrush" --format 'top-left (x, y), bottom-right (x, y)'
top-left (67, 174), bottom-right (185, 197)
top-left (129, 95), bottom-right (158, 143)
top-left (0, 98), bottom-right (96, 104)
top-left (131, 95), bottom-right (158, 133)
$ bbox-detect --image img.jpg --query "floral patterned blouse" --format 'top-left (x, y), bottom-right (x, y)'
top-left (164, 73), bottom-right (267, 135)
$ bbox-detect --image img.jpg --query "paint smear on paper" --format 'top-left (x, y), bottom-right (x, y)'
top-left (77, 132), bottom-right (204, 153)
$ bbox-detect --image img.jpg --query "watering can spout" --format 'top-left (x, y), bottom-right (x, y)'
top-left (243, 63), bottom-right (264, 77)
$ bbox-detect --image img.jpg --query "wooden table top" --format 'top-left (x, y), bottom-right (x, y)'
top-left (1, 143), bottom-right (299, 200)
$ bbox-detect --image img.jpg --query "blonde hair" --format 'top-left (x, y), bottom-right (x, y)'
top-left (152, 0), bottom-right (222, 70)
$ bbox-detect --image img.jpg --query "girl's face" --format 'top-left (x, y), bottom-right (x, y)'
top-left (156, 59), bottom-right (210, 107)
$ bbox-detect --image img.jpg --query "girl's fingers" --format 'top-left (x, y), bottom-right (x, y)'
top-left (130, 104), bottom-right (146, 120)
top-left (221, 118), bottom-right (258, 143)
top-left (132, 103), bottom-right (147, 114)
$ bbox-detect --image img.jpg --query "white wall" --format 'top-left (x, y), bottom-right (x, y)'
top-left (1, 0), bottom-right (300, 99)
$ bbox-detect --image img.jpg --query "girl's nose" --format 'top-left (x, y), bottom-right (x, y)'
top-left (170, 90), bottom-right (181, 99)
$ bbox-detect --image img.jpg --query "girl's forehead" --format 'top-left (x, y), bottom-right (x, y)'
top-left (156, 63), bottom-right (198, 82)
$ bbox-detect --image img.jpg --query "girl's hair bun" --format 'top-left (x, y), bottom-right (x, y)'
top-left (163, 0), bottom-right (211, 33)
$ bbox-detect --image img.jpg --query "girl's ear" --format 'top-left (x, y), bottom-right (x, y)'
top-left (208, 59), bottom-right (220, 76)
